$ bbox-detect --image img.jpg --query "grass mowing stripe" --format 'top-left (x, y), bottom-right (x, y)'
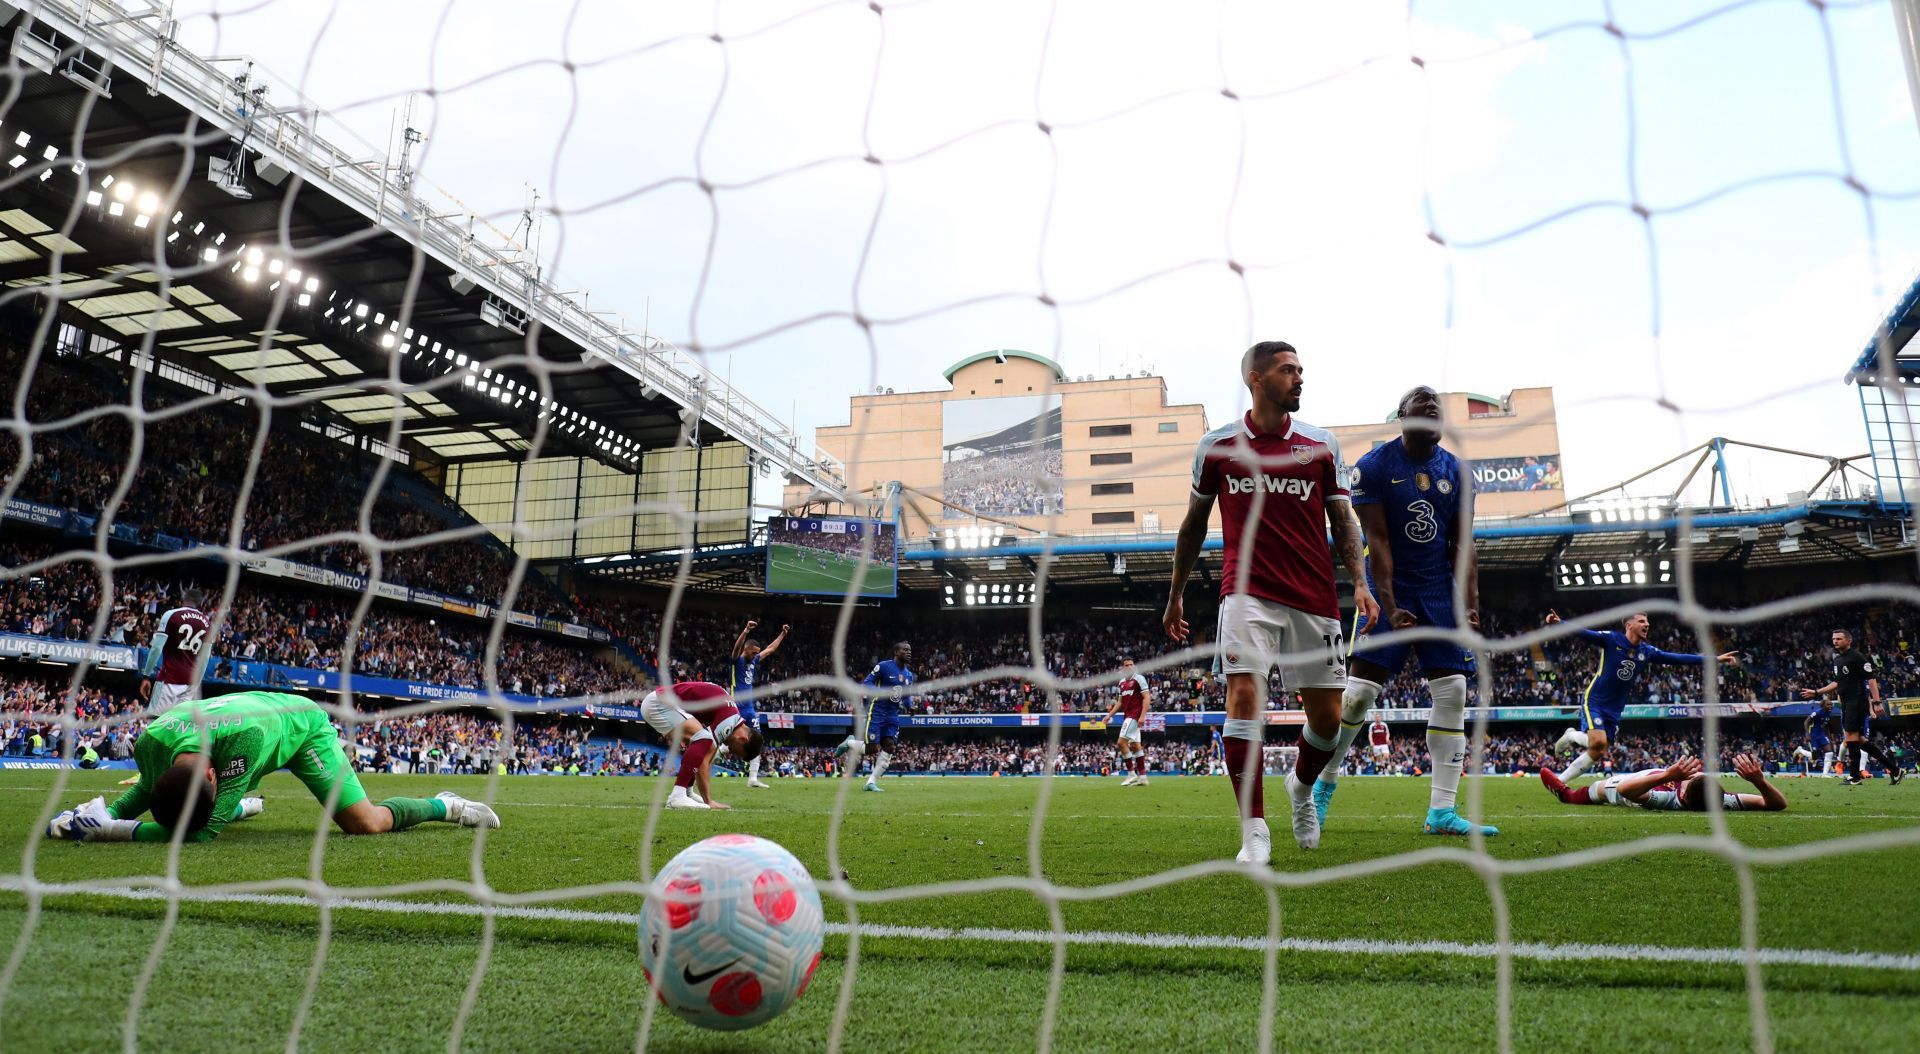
top-left (7, 879), bottom-right (1917, 973)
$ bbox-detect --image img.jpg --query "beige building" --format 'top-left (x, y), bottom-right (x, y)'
top-left (792, 357), bottom-right (1564, 535)
top-left (790, 350), bottom-right (1210, 537)
top-left (1324, 387), bottom-right (1564, 518)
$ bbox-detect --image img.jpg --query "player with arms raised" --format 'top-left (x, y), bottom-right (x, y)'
top-left (141, 586), bottom-right (211, 712)
top-left (1165, 340), bottom-right (1379, 860)
top-left (729, 619), bottom-right (788, 789)
top-left (1310, 385), bottom-right (1495, 837)
top-left (643, 680), bottom-right (765, 810)
top-left (1099, 658), bottom-right (1152, 786)
top-left (1545, 610), bottom-right (1740, 784)
top-left (47, 690), bottom-right (498, 843)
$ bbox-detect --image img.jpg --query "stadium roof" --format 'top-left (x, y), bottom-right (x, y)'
top-left (1848, 266), bottom-right (1920, 385)
top-left (0, 1), bottom-right (845, 493)
top-left (942, 349), bottom-right (1065, 384)
top-left (580, 500), bottom-right (1906, 596)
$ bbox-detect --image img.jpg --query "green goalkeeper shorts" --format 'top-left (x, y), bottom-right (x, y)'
top-left (287, 728), bottom-right (368, 813)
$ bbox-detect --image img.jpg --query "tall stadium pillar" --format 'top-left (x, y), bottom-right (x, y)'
top-left (1710, 438), bottom-right (1733, 507)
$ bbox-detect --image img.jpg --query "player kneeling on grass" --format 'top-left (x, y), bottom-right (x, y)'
top-left (641, 681), bottom-right (763, 810)
top-left (45, 690), bottom-right (499, 844)
top-left (1540, 754), bottom-right (1786, 812)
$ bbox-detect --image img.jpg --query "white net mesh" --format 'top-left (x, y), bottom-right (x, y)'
top-left (0, 0), bottom-right (1917, 1051)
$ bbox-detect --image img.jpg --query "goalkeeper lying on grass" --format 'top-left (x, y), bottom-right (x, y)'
top-left (46, 690), bottom-right (499, 843)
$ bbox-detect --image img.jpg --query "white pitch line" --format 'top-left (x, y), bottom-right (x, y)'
top-left (1, 880), bottom-right (1915, 973)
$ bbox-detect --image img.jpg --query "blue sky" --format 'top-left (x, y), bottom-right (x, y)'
top-left (165, 0), bottom-right (1920, 509)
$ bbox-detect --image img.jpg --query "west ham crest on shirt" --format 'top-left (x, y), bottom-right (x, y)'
top-left (1291, 445), bottom-right (1316, 465)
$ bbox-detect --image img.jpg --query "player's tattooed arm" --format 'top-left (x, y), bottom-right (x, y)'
top-left (1163, 491), bottom-right (1215, 643)
top-left (1328, 499), bottom-right (1380, 631)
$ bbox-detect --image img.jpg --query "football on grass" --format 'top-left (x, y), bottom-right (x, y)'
top-left (640, 834), bottom-right (825, 1031)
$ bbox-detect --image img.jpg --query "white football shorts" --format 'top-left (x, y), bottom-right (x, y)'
top-left (641, 689), bottom-right (712, 745)
top-left (149, 681), bottom-right (194, 713)
top-left (1216, 593), bottom-right (1347, 692)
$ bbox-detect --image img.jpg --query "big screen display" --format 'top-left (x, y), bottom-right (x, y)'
top-left (1470, 454), bottom-right (1563, 492)
top-left (941, 395), bottom-right (1065, 519)
top-left (765, 516), bottom-right (899, 598)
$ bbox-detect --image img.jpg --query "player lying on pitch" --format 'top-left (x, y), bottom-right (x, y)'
top-left (1539, 754), bottom-right (1786, 812)
top-left (46, 690), bottom-right (500, 843)
top-left (640, 680), bottom-right (764, 810)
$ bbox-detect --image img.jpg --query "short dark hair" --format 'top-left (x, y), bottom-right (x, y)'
top-left (1832, 628), bottom-right (1853, 640)
top-left (1681, 776), bottom-right (1713, 812)
top-left (182, 586), bottom-right (208, 608)
top-left (744, 638), bottom-right (760, 652)
top-left (151, 758), bottom-right (216, 833)
top-left (738, 728), bottom-right (765, 763)
top-left (1241, 341), bottom-right (1297, 378)
top-left (895, 641), bottom-right (911, 651)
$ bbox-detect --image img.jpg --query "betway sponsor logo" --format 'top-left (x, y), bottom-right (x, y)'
top-left (1225, 475), bottom-right (1316, 499)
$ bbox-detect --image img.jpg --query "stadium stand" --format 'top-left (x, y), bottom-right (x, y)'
top-left (0, 334), bottom-right (581, 617)
top-left (0, 536), bottom-right (625, 696)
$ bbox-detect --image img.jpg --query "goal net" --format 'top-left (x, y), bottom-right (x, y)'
top-left (2, 1), bottom-right (1919, 1052)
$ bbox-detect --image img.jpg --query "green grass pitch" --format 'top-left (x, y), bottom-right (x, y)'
top-left (1, 772), bottom-right (1916, 1052)
top-left (766, 542), bottom-right (896, 596)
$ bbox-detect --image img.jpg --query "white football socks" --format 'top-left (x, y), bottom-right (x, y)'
top-left (748, 756), bottom-right (761, 781)
top-left (1426, 674), bottom-right (1468, 811)
top-left (1559, 751), bottom-right (1595, 782)
top-left (1319, 678), bottom-right (1380, 786)
top-left (872, 751), bottom-right (891, 782)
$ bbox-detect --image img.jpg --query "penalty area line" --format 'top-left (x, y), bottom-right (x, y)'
top-left (0, 879), bottom-right (1915, 972)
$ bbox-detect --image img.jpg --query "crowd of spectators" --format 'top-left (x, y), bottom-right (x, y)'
top-left (756, 725), bottom-right (1919, 779)
top-left (0, 342), bottom-right (578, 618)
top-left (940, 447), bottom-right (1066, 518)
top-left (586, 599), bottom-right (1920, 719)
top-left (344, 711), bottom-right (664, 777)
top-left (2, 332), bottom-right (1916, 786)
top-left (0, 664), bottom-right (666, 776)
top-left (0, 538), bottom-right (629, 697)
top-left (0, 670), bottom-right (145, 761)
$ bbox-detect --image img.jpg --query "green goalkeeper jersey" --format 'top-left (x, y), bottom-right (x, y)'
top-left (109, 691), bottom-right (337, 843)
